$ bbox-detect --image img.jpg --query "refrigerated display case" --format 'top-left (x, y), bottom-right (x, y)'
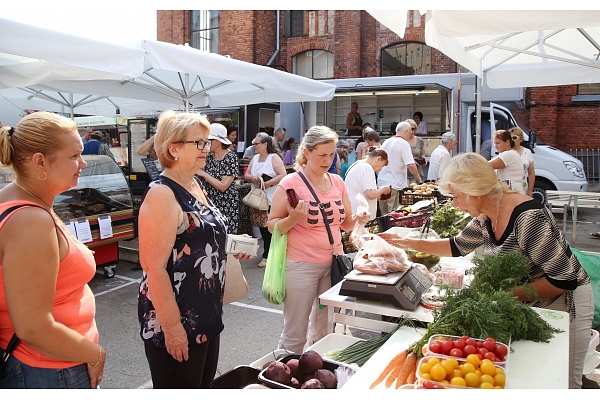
top-left (0, 155), bottom-right (136, 278)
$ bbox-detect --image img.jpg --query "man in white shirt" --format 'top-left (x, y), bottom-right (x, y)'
top-left (413, 111), bottom-right (428, 136)
top-left (377, 121), bottom-right (422, 214)
top-left (428, 132), bottom-right (457, 181)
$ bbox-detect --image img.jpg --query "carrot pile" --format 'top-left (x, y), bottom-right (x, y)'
top-left (369, 349), bottom-right (418, 389)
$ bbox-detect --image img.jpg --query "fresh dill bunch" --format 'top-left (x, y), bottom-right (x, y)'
top-left (469, 251), bottom-right (538, 299)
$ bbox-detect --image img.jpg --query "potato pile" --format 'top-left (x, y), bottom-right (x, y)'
top-left (404, 182), bottom-right (438, 195)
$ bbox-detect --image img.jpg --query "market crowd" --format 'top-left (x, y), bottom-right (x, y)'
top-left (0, 110), bottom-right (592, 389)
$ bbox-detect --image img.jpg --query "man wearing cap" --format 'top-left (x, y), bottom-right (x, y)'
top-left (82, 131), bottom-right (115, 160)
top-left (196, 123), bottom-right (240, 234)
top-left (427, 132), bottom-right (457, 181)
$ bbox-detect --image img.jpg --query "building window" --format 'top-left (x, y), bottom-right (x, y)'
top-left (578, 84), bottom-right (600, 95)
top-left (284, 10), bottom-right (305, 37)
top-left (293, 50), bottom-right (334, 79)
top-left (190, 10), bottom-right (220, 53)
top-left (381, 42), bottom-right (433, 77)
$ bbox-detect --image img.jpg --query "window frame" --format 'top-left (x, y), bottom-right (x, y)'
top-left (190, 10), bottom-right (220, 53)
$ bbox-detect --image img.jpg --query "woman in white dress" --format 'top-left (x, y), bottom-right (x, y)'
top-left (489, 130), bottom-right (525, 194)
top-left (509, 127), bottom-right (535, 197)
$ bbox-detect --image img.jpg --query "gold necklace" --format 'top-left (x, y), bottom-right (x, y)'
top-left (13, 181), bottom-right (54, 210)
top-left (305, 168), bottom-right (327, 191)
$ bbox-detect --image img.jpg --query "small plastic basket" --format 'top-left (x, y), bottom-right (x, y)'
top-left (416, 355), bottom-right (508, 389)
top-left (399, 188), bottom-right (440, 206)
top-left (423, 335), bottom-right (508, 367)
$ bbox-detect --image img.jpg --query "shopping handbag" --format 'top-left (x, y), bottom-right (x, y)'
top-left (297, 172), bottom-right (354, 286)
top-left (242, 177), bottom-right (269, 210)
top-left (223, 254), bottom-right (249, 304)
top-left (262, 222), bottom-right (287, 305)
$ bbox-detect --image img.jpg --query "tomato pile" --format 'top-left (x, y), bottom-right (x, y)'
top-left (417, 355), bottom-right (506, 389)
top-left (426, 335), bottom-right (508, 363)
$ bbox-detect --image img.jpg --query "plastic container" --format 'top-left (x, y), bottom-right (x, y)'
top-left (416, 356), bottom-right (508, 389)
top-left (589, 329), bottom-right (599, 353)
top-left (257, 354), bottom-right (356, 389)
top-left (423, 334), bottom-right (509, 367)
top-left (209, 365), bottom-right (263, 389)
top-left (249, 349), bottom-right (293, 370)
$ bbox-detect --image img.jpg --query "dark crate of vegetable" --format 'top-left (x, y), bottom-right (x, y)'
top-left (209, 365), bottom-right (262, 389)
top-left (398, 187), bottom-right (440, 206)
top-left (258, 354), bottom-right (348, 389)
top-left (390, 211), bottom-right (429, 228)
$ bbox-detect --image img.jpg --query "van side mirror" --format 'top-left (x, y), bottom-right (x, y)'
top-left (528, 131), bottom-right (536, 153)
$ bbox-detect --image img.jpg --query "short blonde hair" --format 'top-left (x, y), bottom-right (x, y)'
top-left (0, 112), bottom-right (77, 177)
top-left (509, 126), bottom-right (524, 139)
top-left (155, 110), bottom-right (210, 168)
top-left (295, 125), bottom-right (338, 170)
top-left (438, 153), bottom-right (515, 219)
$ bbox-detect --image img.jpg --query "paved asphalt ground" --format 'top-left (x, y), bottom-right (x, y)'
top-left (90, 183), bottom-right (600, 389)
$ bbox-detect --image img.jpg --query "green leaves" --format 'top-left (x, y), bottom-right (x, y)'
top-left (429, 202), bottom-right (471, 238)
top-left (469, 251), bottom-right (537, 299)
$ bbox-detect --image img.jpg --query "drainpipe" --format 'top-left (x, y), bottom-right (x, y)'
top-left (267, 11), bottom-right (280, 66)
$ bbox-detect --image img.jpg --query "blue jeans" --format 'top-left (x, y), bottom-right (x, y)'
top-left (0, 351), bottom-right (90, 389)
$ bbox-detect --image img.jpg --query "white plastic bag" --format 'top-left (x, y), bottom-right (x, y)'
top-left (353, 233), bottom-right (412, 275)
top-left (349, 193), bottom-right (370, 250)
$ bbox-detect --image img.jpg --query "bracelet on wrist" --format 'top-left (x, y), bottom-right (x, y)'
top-left (88, 345), bottom-right (102, 368)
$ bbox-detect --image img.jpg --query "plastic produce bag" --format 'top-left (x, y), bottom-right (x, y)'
top-left (349, 193), bottom-right (370, 250)
top-left (262, 222), bottom-right (287, 305)
top-left (353, 233), bottom-right (412, 275)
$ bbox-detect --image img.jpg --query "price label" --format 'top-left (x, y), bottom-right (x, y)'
top-left (75, 218), bottom-right (93, 243)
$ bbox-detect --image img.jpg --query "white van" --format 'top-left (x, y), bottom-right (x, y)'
top-left (465, 103), bottom-right (588, 203)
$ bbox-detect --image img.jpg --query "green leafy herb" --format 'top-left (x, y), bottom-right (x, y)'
top-left (408, 287), bottom-right (563, 356)
top-left (469, 251), bottom-right (538, 299)
top-left (430, 201), bottom-right (472, 238)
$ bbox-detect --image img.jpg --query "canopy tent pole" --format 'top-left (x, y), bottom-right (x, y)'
top-left (475, 73), bottom-right (482, 154)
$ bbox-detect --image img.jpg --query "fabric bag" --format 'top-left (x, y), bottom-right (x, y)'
top-left (297, 171), bottom-right (353, 286)
top-left (223, 254), bottom-right (249, 304)
top-left (262, 222), bottom-right (287, 305)
top-left (242, 177), bottom-right (269, 210)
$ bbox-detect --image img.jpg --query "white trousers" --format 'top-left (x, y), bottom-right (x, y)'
top-left (545, 282), bottom-right (594, 389)
top-left (278, 259), bottom-right (331, 354)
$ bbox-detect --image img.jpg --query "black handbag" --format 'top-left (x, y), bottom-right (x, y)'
top-left (297, 172), bottom-right (353, 286)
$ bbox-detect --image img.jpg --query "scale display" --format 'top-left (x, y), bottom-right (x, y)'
top-left (339, 265), bottom-right (432, 310)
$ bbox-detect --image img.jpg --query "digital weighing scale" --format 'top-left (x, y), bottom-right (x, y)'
top-left (339, 265), bottom-right (432, 310)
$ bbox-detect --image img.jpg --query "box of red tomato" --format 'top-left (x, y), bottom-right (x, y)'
top-left (423, 334), bottom-right (509, 367)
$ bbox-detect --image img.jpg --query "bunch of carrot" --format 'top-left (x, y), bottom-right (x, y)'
top-left (369, 348), bottom-right (418, 389)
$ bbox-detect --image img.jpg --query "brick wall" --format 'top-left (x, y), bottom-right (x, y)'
top-left (157, 10), bottom-right (600, 151)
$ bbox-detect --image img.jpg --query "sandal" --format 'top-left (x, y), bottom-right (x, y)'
top-left (591, 232), bottom-right (600, 239)
top-left (257, 258), bottom-right (268, 268)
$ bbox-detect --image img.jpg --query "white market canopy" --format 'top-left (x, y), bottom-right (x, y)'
top-left (367, 10), bottom-right (600, 88)
top-left (0, 17), bottom-right (336, 117)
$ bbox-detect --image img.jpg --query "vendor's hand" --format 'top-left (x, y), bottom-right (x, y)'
top-left (288, 199), bottom-right (308, 221)
top-left (164, 323), bottom-right (189, 362)
top-left (234, 251), bottom-right (254, 261)
top-left (356, 211), bottom-right (370, 225)
top-left (378, 232), bottom-right (409, 249)
top-left (87, 345), bottom-right (106, 389)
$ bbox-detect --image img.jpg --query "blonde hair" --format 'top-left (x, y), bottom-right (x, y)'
top-left (438, 153), bottom-right (515, 219)
top-left (0, 112), bottom-right (77, 176)
top-left (294, 125), bottom-right (338, 170)
top-left (155, 110), bottom-right (210, 168)
top-left (509, 126), bottom-right (524, 139)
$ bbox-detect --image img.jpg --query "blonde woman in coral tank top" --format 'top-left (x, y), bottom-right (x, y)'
top-left (0, 112), bottom-right (105, 389)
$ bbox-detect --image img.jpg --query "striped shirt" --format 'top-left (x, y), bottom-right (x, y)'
top-left (450, 199), bottom-right (590, 319)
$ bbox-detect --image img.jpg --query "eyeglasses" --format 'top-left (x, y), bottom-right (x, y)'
top-left (178, 139), bottom-right (211, 150)
top-left (252, 141), bottom-right (264, 146)
top-left (511, 136), bottom-right (519, 140)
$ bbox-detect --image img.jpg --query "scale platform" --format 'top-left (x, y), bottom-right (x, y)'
top-left (339, 265), bottom-right (432, 310)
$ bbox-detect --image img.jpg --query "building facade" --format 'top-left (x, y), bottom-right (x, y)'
top-left (157, 10), bottom-right (600, 152)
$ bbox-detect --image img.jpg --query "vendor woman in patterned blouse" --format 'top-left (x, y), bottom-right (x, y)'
top-left (379, 152), bottom-right (593, 389)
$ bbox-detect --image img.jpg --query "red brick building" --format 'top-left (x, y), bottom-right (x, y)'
top-left (157, 10), bottom-right (600, 152)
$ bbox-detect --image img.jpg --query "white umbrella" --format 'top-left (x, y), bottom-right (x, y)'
top-left (29, 39), bottom-right (336, 110)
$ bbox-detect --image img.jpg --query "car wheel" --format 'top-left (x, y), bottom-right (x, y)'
top-left (532, 181), bottom-right (553, 205)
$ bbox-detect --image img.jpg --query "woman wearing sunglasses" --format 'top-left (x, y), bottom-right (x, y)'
top-left (509, 127), bottom-right (535, 197)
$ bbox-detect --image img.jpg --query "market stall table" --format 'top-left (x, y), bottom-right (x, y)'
top-left (339, 307), bottom-right (569, 389)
